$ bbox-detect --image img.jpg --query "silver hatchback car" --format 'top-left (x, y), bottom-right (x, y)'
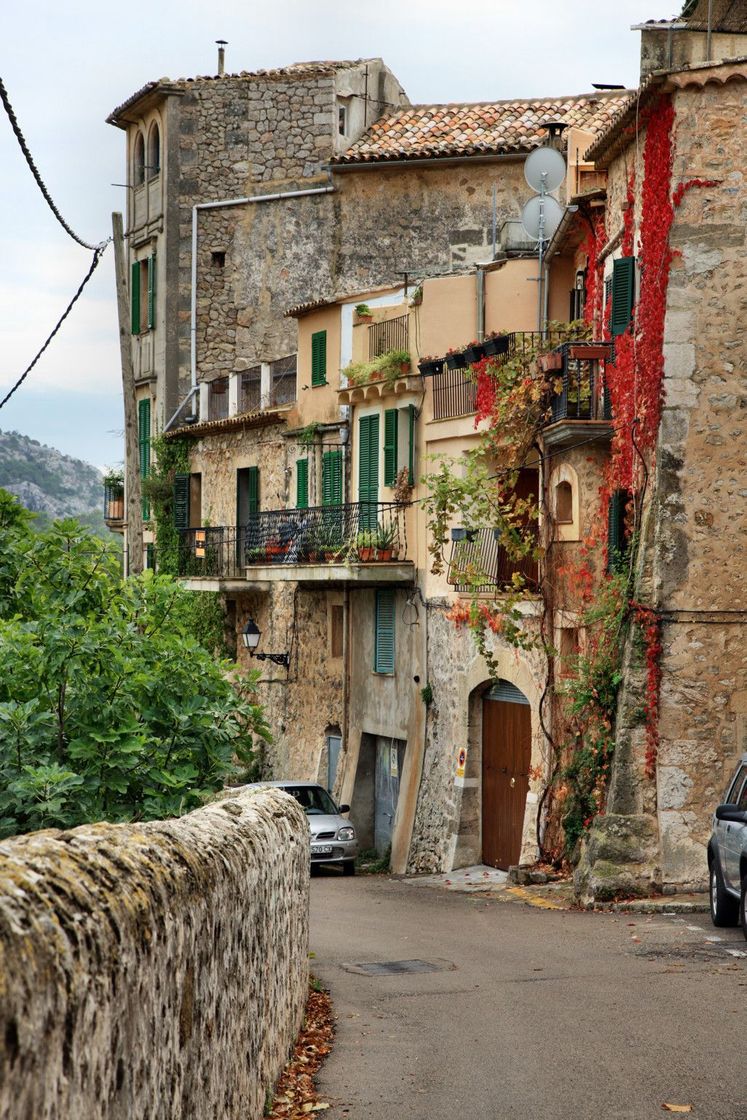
top-left (249, 781), bottom-right (358, 875)
top-left (708, 752), bottom-right (747, 938)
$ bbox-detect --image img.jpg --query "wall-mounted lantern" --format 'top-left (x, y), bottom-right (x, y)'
top-left (241, 618), bottom-right (290, 669)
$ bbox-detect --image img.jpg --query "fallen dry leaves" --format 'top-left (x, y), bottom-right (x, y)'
top-left (662, 1105), bottom-right (693, 1113)
top-left (266, 983), bottom-right (335, 1119)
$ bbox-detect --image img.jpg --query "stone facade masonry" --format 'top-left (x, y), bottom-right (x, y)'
top-left (0, 788), bottom-right (309, 1120)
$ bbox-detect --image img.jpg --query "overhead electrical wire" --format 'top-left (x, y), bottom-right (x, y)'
top-left (0, 76), bottom-right (107, 251)
top-left (0, 246), bottom-right (107, 411)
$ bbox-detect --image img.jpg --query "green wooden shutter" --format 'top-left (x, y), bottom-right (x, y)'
top-left (296, 458), bottom-right (309, 509)
top-left (611, 257), bottom-right (635, 337)
top-left (138, 398), bottom-right (151, 519)
top-left (173, 473), bottom-right (190, 530)
top-left (607, 489), bottom-right (628, 572)
top-left (358, 415), bottom-right (379, 529)
top-left (131, 261), bottom-right (141, 334)
top-left (246, 466), bottom-right (260, 515)
top-left (311, 330), bottom-right (327, 386)
top-left (147, 254), bottom-right (156, 330)
top-left (322, 450), bottom-right (342, 506)
top-left (407, 404), bottom-right (416, 486)
top-left (384, 409), bottom-right (398, 486)
top-left (374, 589), bottom-right (395, 674)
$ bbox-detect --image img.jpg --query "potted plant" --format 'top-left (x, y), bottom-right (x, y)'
top-left (318, 522), bottom-right (344, 561)
top-left (375, 522), bottom-right (396, 561)
top-left (388, 348), bottom-right (411, 377)
top-left (266, 538), bottom-right (288, 561)
top-left (354, 303), bottom-right (373, 324)
top-left (409, 285), bottom-right (423, 307)
top-left (418, 355), bottom-right (443, 377)
top-left (463, 340), bottom-right (486, 364)
top-left (246, 545), bottom-right (267, 565)
top-left (445, 348), bottom-right (465, 371)
top-left (356, 529), bottom-right (376, 562)
top-left (483, 332), bottom-right (510, 358)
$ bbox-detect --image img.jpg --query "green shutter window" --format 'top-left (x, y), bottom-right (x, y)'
top-left (607, 489), bottom-right (629, 572)
top-left (296, 458), bottom-right (309, 509)
top-left (145, 543), bottom-right (155, 570)
top-left (147, 254), bottom-right (156, 330)
top-left (138, 398), bottom-right (151, 520)
top-left (131, 261), bottom-right (141, 334)
top-left (384, 409), bottom-right (398, 486)
top-left (322, 450), bottom-right (343, 506)
top-left (173, 473), bottom-right (190, 530)
top-left (374, 589), bottom-right (395, 674)
top-left (246, 466), bottom-right (260, 515)
top-left (358, 414), bottom-right (379, 529)
top-left (611, 257), bottom-right (635, 337)
top-left (407, 404), bottom-right (416, 487)
top-left (311, 330), bottom-right (327, 386)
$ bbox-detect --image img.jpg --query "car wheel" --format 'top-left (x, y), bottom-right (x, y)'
top-left (741, 875), bottom-right (747, 943)
top-left (710, 857), bottom-right (739, 927)
top-left (342, 860), bottom-right (356, 877)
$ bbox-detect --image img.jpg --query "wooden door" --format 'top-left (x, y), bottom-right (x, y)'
top-left (482, 696), bottom-right (531, 870)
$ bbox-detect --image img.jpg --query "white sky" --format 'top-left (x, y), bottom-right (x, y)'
top-left (0, 0), bottom-right (677, 468)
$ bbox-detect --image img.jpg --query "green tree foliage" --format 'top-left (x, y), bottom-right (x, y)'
top-left (0, 491), bottom-right (269, 837)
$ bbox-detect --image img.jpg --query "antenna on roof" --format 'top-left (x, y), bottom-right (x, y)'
top-left (520, 145), bottom-right (567, 335)
top-left (216, 40), bottom-right (228, 77)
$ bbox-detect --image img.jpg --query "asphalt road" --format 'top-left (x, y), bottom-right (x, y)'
top-left (310, 871), bottom-right (747, 1120)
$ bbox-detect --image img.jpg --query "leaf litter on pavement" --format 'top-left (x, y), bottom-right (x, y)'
top-left (266, 982), bottom-right (335, 1119)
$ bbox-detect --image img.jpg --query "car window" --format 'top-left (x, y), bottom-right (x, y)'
top-left (737, 778), bottom-right (747, 813)
top-left (283, 786), bottom-right (338, 815)
top-left (725, 764), bottom-right (747, 805)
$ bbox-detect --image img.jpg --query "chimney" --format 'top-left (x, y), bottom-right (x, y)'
top-left (216, 40), bottom-right (227, 77)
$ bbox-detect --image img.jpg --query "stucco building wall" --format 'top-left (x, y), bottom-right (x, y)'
top-left (0, 787), bottom-right (309, 1120)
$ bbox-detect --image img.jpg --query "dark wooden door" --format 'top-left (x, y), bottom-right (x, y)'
top-left (482, 697), bottom-right (531, 870)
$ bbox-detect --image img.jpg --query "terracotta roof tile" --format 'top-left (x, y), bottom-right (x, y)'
top-left (333, 91), bottom-right (632, 165)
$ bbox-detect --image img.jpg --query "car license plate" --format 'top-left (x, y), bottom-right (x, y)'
top-left (311, 844), bottom-right (333, 855)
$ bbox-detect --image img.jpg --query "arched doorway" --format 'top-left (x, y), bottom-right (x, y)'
top-left (482, 680), bottom-right (531, 869)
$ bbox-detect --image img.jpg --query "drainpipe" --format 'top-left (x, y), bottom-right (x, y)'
top-left (190, 184), bottom-right (336, 394)
top-left (476, 266), bottom-right (486, 342)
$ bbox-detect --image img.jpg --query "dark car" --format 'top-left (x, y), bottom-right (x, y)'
top-left (707, 753), bottom-right (747, 938)
top-left (248, 781), bottom-right (358, 875)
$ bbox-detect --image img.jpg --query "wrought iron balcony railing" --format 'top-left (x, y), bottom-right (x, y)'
top-left (103, 482), bottom-right (125, 523)
top-left (545, 342), bottom-right (612, 425)
top-left (177, 502), bottom-right (409, 579)
top-left (368, 315), bottom-right (408, 360)
top-left (447, 527), bottom-right (539, 593)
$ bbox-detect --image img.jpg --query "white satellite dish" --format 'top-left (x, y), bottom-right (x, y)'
top-left (524, 146), bottom-right (567, 194)
top-left (521, 194), bottom-right (564, 242)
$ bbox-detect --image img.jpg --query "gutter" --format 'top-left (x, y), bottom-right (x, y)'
top-left (327, 150), bottom-right (526, 173)
top-left (190, 184), bottom-right (336, 392)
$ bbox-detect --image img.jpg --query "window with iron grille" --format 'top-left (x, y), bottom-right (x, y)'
top-left (241, 366), bottom-right (261, 413)
top-left (271, 354), bottom-right (297, 406)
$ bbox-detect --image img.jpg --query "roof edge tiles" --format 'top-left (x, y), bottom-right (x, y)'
top-left (332, 89), bottom-right (633, 167)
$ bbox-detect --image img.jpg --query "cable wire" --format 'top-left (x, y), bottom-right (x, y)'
top-left (0, 245), bottom-right (107, 411)
top-left (0, 76), bottom-right (107, 251)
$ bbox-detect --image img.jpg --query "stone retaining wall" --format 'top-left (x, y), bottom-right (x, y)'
top-left (0, 787), bottom-right (309, 1120)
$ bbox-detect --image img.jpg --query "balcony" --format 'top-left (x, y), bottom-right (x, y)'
top-left (103, 481), bottom-right (125, 532)
top-left (542, 342), bottom-right (612, 448)
top-left (447, 527), bottom-right (539, 593)
top-left (368, 315), bottom-right (408, 359)
top-left (177, 502), bottom-right (414, 588)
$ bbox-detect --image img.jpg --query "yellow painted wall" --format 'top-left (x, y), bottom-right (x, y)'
top-left (293, 306), bottom-right (343, 426)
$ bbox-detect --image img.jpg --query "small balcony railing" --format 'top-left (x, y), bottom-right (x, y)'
top-left (368, 315), bottom-right (408, 359)
top-left (432, 363), bottom-right (476, 420)
top-left (545, 342), bottom-right (612, 425)
top-left (447, 527), bottom-right (538, 592)
top-left (103, 482), bottom-right (125, 523)
top-left (177, 502), bottom-right (409, 579)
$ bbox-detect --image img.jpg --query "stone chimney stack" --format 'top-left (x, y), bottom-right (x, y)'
top-left (216, 40), bottom-right (227, 77)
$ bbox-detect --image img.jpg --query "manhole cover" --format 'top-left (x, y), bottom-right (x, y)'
top-left (342, 958), bottom-right (454, 976)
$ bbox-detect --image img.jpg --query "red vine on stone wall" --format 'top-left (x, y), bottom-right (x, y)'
top-left (673, 178), bottom-right (721, 208)
top-left (630, 602), bottom-right (662, 778)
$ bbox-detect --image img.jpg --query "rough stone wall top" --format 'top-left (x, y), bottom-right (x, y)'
top-left (0, 788), bottom-right (309, 1120)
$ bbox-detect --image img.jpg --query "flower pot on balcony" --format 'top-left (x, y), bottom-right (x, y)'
top-left (266, 542), bottom-right (288, 562)
top-left (539, 351), bottom-right (563, 372)
top-left (418, 358), bottom-right (442, 376)
top-left (445, 351), bottom-right (464, 371)
top-left (358, 547), bottom-right (374, 562)
top-left (463, 342), bottom-right (486, 364)
top-left (376, 548), bottom-right (393, 562)
top-left (483, 334), bottom-right (509, 357)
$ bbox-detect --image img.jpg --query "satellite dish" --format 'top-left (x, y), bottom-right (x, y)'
top-left (524, 147), bottom-right (566, 194)
top-left (521, 195), bottom-right (564, 242)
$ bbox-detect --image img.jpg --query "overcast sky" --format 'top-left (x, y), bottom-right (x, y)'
top-left (1, 0), bottom-right (676, 469)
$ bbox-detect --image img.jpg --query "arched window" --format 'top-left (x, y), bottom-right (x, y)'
top-left (147, 123), bottom-right (160, 179)
top-left (555, 480), bottom-right (573, 523)
top-left (133, 131), bottom-right (145, 186)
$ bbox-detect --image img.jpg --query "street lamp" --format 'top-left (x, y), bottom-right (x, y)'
top-left (241, 618), bottom-right (290, 669)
